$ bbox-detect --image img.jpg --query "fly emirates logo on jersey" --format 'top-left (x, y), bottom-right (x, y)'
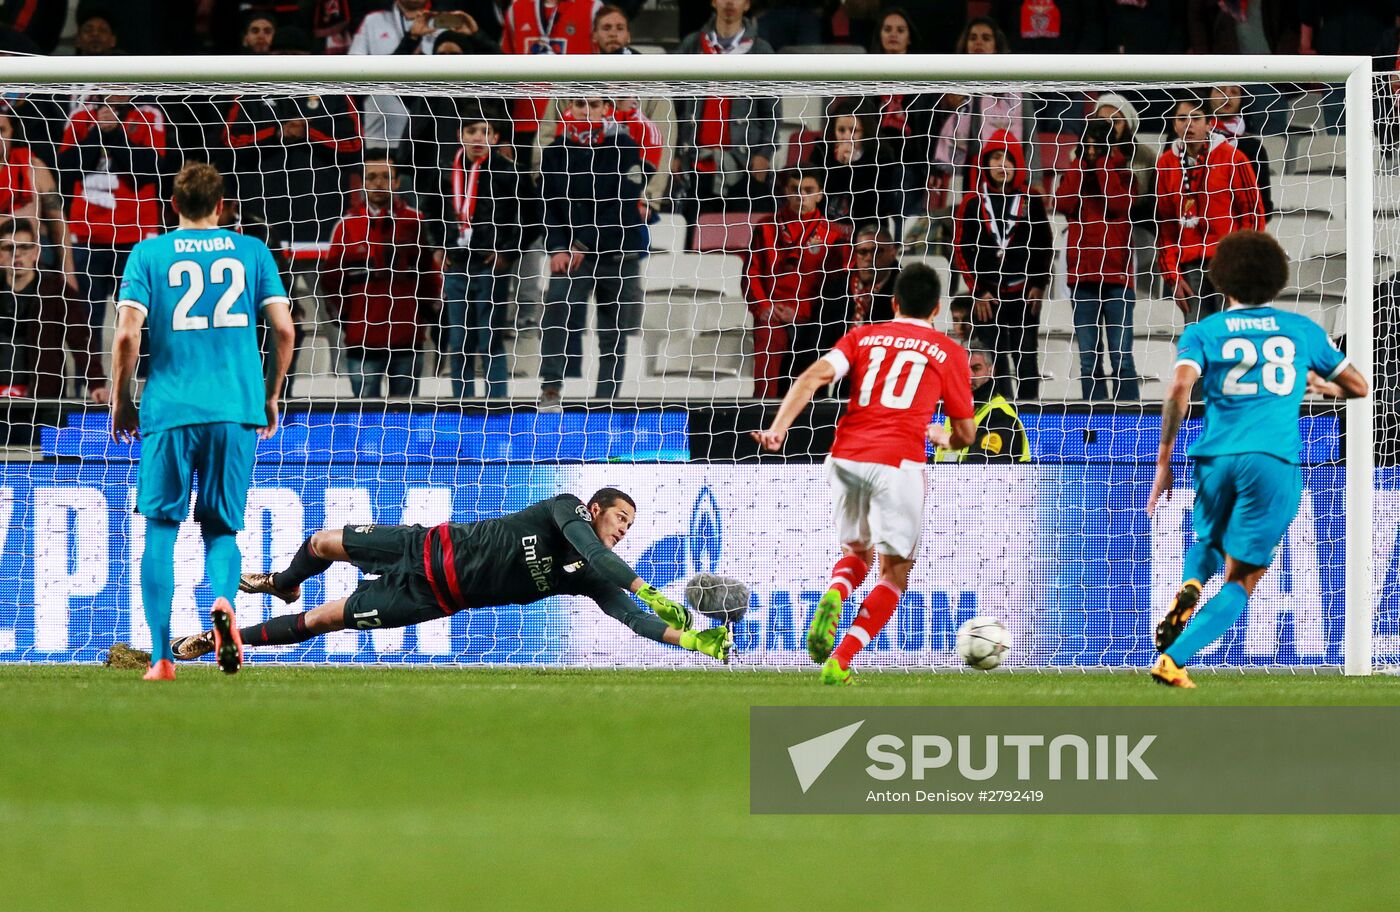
top-left (855, 333), bottom-right (950, 364)
top-left (520, 535), bottom-right (555, 593)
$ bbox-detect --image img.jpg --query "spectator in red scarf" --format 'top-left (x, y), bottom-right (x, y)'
top-left (844, 224), bottom-right (901, 328)
top-left (744, 169), bottom-right (845, 398)
top-left (322, 159), bottom-right (440, 398)
top-left (1055, 117), bottom-right (1139, 401)
top-left (673, 0), bottom-right (779, 216)
top-left (501, 0), bottom-right (600, 153)
top-left (440, 110), bottom-right (536, 399)
top-left (952, 130), bottom-right (1052, 399)
top-left (537, 97), bottom-right (649, 408)
top-left (1207, 83), bottom-right (1274, 219)
top-left (1155, 94), bottom-right (1263, 322)
top-left (591, 8), bottom-right (668, 206)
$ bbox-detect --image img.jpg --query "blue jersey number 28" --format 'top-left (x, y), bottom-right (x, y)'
top-left (1221, 335), bottom-right (1296, 396)
top-left (167, 257), bottom-right (249, 331)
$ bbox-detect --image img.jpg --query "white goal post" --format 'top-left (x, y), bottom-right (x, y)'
top-left (0, 52), bottom-right (1376, 672)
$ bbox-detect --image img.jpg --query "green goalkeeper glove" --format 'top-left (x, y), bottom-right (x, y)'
top-left (681, 627), bottom-right (732, 663)
top-left (638, 584), bottom-right (693, 631)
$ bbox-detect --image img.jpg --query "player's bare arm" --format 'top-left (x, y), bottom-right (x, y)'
top-left (109, 305), bottom-right (146, 443)
top-left (925, 418), bottom-right (976, 450)
top-left (1306, 365), bottom-right (1369, 400)
top-left (751, 358), bottom-right (837, 451)
top-left (1148, 361), bottom-right (1198, 515)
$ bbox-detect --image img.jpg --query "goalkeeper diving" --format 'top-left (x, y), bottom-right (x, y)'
top-left (170, 488), bottom-right (732, 664)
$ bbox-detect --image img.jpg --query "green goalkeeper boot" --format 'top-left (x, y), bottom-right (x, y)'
top-left (820, 657), bottom-right (854, 686)
top-left (681, 626), bottom-right (732, 663)
top-left (806, 589), bottom-right (843, 663)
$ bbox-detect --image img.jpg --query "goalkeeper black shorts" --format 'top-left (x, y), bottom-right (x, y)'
top-left (340, 523), bottom-right (451, 631)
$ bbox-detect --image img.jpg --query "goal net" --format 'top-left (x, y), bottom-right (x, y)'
top-left (0, 54), bottom-right (1376, 671)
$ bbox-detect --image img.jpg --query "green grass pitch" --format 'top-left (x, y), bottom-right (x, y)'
top-left (3, 666), bottom-right (1399, 911)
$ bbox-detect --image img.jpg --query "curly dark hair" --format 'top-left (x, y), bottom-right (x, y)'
top-left (1209, 230), bottom-right (1290, 306)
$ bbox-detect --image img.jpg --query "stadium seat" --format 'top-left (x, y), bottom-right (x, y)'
top-left (1137, 339), bottom-right (1179, 385)
top-left (643, 252), bottom-right (743, 301)
top-left (1284, 253), bottom-right (1395, 310)
top-left (649, 213), bottom-right (687, 253)
top-left (1285, 132), bottom-right (1346, 175)
top-left (1037, 294), bottom-right (1075, 342)
top-left (1377, 216), bottom-right (1400, 262)
top-left (640, 298), bottom-right (750, 378)
top-left (1377, 176), bottom-right (1400, 217)
top-left (641, 253), bottom-right (748, 378)
top-left (1133, 296), bottom-right (1183, 341)
top-left (1274, 174), bottom-right (1345, 216)
top-left (1286, 253), bottom-right (1348, 302)
top-left (1272, 211), bottom-right (1346, 261)
top-left (693, 212), bottom-right (767, 254)
top-left (779, 95), bottom-right (825, 131)
top-left (1261, 134), bottom-right (1287, 175)
top-left (1037, 337), bottom-right (1078, 400)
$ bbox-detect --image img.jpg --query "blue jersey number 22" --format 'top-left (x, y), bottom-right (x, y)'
top-left (168, 258), bottom-right (249, 331)
top-left (1221, 335), bottom-right (1296, 396)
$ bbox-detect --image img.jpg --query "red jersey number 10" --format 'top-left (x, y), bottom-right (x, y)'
top-left (857, 346), bottom-right (929, 410)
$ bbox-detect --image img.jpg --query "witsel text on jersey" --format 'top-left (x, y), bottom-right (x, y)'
top-left (857, 333), bottom-right (948, 363)
top-left (1223, 316), bottom-right (1280, 333)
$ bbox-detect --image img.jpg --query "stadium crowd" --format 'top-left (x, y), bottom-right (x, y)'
top-left (0, 0), bottom-right (1387, 406)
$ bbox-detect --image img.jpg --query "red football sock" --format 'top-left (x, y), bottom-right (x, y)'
top-left (826, 554), bottom-right (870, 601)
top-left (833, 580), bottom-right (901, 669)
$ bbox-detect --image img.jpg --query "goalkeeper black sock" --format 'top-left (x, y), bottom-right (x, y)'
top-left (274, 536), bottom-right (333, 590)
top-left (238, 612), bottom-right (315, 647)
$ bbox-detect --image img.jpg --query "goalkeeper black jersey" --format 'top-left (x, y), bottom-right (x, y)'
top-left (422, 494), bottom-right (640, 614)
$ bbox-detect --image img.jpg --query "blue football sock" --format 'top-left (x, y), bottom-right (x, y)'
top-left (202, 526), bottom-right (242, 606)
top-left (1182, 541), bottom-right (1223, 588)
top-left (142, 520), bottom-right (180, 664)
top-left (1166, 581), bottom-right (1249, 666)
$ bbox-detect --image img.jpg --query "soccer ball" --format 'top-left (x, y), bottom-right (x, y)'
top-left (956, 616), bottom-right (1011, 670)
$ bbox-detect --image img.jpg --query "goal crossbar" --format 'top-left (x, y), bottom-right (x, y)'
top-left (0, 51), bottom-right (1373, 85)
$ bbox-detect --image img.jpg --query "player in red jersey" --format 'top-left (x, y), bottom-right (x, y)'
top-left (752, 263), bottom-right (976, 684)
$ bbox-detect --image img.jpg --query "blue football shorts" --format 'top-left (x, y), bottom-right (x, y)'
top-left (136, 422), bottom-right (257, 533)
top-left (1191, 452), bottom-right (1302, 569)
